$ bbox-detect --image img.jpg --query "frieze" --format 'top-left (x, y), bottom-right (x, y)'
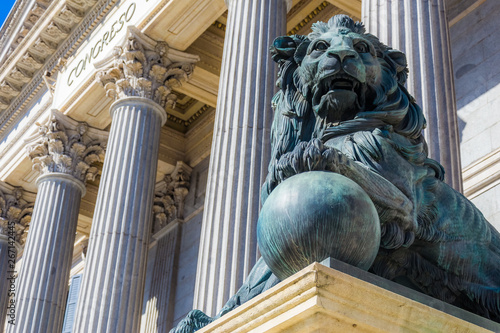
top-left (54, 0), bottom-right (168, 108)
top-left (66, 2), bottom-right (136, 87)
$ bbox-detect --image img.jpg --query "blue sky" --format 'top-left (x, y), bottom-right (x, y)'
top-left (0, 0), bottom-right (17, 30)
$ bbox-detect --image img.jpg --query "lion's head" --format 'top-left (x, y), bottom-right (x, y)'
top-left (262, 15), bottom-right (431, 200)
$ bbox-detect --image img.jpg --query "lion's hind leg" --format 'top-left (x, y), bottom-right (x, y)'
top-left (170, 258), bottom-right (279, 333)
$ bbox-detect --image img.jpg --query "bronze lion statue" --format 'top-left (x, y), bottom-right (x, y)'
top-left (172, 15), bottom-right (500, 331)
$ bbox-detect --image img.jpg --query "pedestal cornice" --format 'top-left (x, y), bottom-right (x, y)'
top-left (198, 260), bottom-right (498, 333)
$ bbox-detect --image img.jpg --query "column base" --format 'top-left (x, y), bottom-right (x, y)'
top-left (198, 258), bottom-right (499, 333)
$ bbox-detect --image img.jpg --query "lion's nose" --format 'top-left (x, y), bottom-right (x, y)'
top-left (326, 48), bottom-right (358, 62)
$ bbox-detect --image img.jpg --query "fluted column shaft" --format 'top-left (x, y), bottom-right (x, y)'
top-left (193, 0), bottom-right (289, 316)
top-left (74, 97), bottom-right (165, 332)
top-left (362, 0), bottom-right (462, 191)
top-left (10, 174), bottom-right (84, 333)
top-left (0, 235), bottom-right (11, 330)
top-left (0, 182), bottom-right (32, 331)
top-left (142, 224), bottom-right (180, 332)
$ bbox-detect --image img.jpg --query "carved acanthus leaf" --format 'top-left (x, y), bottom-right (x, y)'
top-left (152, 162), bottom-right (193, 233)
top-left (96, 28), bottom-right (199, 109)
top-left (27, 111), bottom-right (108, 183)
top-left (0, 185), bottom-right (34, 246)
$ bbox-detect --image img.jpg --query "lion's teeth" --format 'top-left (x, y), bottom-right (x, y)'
top-left (331, 79), bottom-right (353, 90)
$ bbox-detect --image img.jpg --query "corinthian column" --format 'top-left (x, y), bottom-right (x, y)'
top-left (73, 27), bottom-right (198, 333)
top-left (0, 183), bottom-right (32, 331)
top-left (142, 162), bottom-right (191, 332)
top-left (362, 0), bottom-right (462, 191)
top-left (9, 113), bottom-right (107, 333)
top-left (193, 0), bottom-right (291, 316)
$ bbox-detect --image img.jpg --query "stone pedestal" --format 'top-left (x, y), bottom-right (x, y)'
top-left (194, 0), bottom-right (291, 316)
top-left (362, 0), bottom-right (463, 192)
top-left (198, 260), bottom-right (499, 333)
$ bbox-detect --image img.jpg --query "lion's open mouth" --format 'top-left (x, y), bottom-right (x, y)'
top-left (323, 75), bottom-right (361, 93)
top-left (321, 74), bottom-right (361, 95)
top-left (312, 74), bottom-right (365, 121)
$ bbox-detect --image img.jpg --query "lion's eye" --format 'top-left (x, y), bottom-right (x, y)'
top-left (314, 41), bottom-right (329, 51)
top-left (354, 42), bottom-right (369, 53)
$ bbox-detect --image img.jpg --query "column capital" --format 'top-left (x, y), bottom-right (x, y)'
top-left (26, 110), bottom-right (108, 185)
top-left (0, 182), bottom-right (33, 247)
top-left (96, 26), bottom-right (200, 109)
top-left (152, 161), bottom-right (192, 234)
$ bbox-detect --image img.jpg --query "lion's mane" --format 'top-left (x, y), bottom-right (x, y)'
top-left (262, 16), bottom-right (443, 203)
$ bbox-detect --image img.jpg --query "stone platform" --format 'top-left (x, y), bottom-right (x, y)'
top-left (198, 258), bottom-right (500, 333)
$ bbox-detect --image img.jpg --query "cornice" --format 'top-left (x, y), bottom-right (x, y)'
top-left (212, 20), bottom-right (225, 32)
top-left (0, 0), bottom-right (98, 108)
top-left (0, 0), bottom-right (32, 63)
top-left (166, 104), bottom-right (212, 131)
top-left (211, 1), bottom-right (332, 36)
top-left (0, 0), bottom-right (117, 141)
top-left (288, 1), bottom-right (329, 35)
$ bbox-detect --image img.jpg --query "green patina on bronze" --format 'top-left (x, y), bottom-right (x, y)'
top-left (172, 15), bottom-right (500, 332)
top-left (258, 171), bottom-right (380, 280)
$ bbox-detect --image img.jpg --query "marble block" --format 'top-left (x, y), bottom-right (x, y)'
top-left (198, 258), bottom-right (499, 333)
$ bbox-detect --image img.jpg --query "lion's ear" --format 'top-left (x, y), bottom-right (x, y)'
top-left (294, 40), bottom-right (311, 66)
top-left (270, 36), bottom-right (297, 63)
top-left (385, 50), bottom-right (408, 84)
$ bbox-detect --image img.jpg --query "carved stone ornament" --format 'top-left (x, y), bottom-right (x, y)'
top-left (26, 110), bottom-right (108, 183)
top-left (95, 27), bottom-right (199, 109)
top-left (152, 161), bottom-right (192, 234)
top-left (0, 183), bottom-right (33, 246)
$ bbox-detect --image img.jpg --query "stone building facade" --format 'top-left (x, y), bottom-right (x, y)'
top-left (0, 0), bottom-right (497, 331)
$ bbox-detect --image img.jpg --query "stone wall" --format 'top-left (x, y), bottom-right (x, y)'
top-left (450, 0), bottom-right (500, 228)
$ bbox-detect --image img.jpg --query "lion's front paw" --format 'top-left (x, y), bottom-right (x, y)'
top-left (169, 310), bottom-right (215, 333)
top-left (276, 139), bottom-right (346, 182)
